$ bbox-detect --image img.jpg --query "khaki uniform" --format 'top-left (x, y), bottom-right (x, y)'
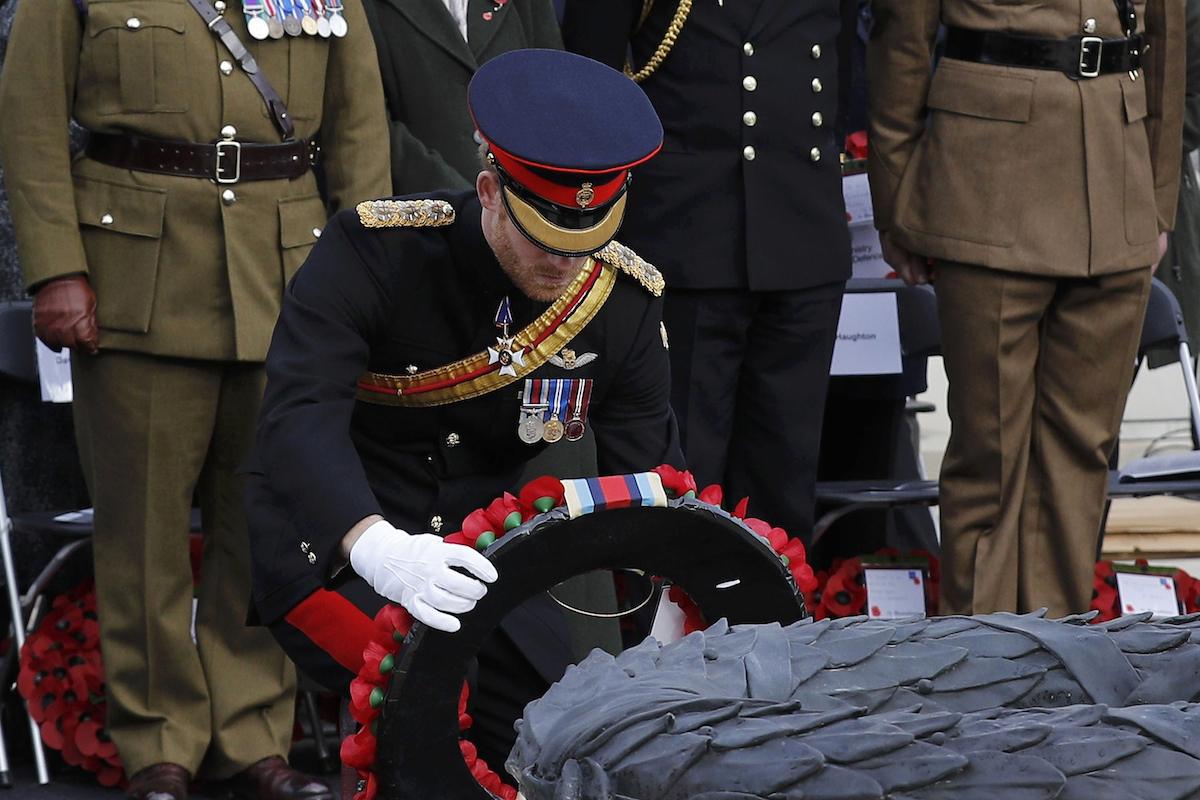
top-left (0, 0), bottom-right (390, 778)
top-left (868, 0), bottom-right (1184, 616)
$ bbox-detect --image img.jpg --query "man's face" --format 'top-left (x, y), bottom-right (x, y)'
top-left (478, 171), bottom-right (588, 303)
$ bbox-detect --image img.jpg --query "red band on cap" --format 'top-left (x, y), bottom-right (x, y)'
top-left (491, 147), bottom-right (628, 209)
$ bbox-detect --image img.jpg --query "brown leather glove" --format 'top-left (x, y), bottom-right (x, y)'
top-left (33, 275), bottom-right (100, 355)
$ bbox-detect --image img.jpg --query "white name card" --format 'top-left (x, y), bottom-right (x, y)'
top-left (864, 567), bottom-right (927, 620)
top-left (830, 292), bottom-right (902, 376)
top-left (35, 339), bottom-right (73, 403)
top-left (1116, 571), bottom-right (1180, 619)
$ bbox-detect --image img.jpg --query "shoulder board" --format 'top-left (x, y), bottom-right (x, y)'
top-left (595, 240), bottom-right (664, 297)
top-left (356, 199), bottom-right (456, 229)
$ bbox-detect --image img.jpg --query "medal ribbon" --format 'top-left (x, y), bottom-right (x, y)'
top-left (278, 0), bottom-right (298, 22)
top-left (567, 379), bottom-right (592, 423)
top-left (549, 380), bottom-right (570, 422)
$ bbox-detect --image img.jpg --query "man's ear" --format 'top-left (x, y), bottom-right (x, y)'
top-left (477, 170), bottom-right (502, 212)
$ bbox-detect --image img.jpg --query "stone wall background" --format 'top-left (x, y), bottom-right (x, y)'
top-left (1, 0), bottom-right (93, 591)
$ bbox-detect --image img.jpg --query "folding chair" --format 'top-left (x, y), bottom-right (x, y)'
top-left (812, 278), bottom-right (1200, 547)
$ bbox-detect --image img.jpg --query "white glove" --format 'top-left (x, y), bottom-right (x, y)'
top-left (349, 520), bottom-right (498, 632)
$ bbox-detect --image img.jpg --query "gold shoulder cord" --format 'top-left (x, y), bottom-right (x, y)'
top-left (624, 0), bottom-right (693, 83)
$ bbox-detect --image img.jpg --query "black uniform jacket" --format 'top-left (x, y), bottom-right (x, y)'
top-left (563, 0), bottom-right (855, 292)
top-left (244, 190), bottom-right (684, 627)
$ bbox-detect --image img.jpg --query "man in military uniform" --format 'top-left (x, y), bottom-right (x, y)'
top-left (868, 0), bottom-right (1184, 615)
top-left (244, 49), bottom-right (683, 775)
top-left (0, 0), bottom-right (390, 797)
top-left (561, 0), bottom-right (856, 549)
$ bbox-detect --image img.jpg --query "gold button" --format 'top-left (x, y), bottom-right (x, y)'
top-left (811, 44), bottom-right (822, 58)
top-left (100, 214), bottom-right (114, 225)
top-left (742, 75), bottom-right (758, 92)
top-left (307, 552), bottom-right (317, 565)
top-left (810, 147), bottom-right (822, 162)
top-left (811, 78), bottom-right (823, 93)
top-left (214, 0), bottom-right (227, 10)
top-left (312, 227), bottom-right (323, 238)
top-left (126, 17), bottom-right (141, 28)
top-left (220, 61), bottom-right (234, 76)
top-left (221, 189), bottom-right (236, 205)
top-left (300, 541), bottom-right (310, 554)
top-left (220, 125), bottom-right (237, 140)
top-left (405, 364), bottom-right (418, 375)
top-left (1083, 18), bottom-right (1097, 33)
top-left (743, 111), bottom-right (757, 126)
top-left (427, 455), bottom-right (434, 463)
top-left (743, 146), bottom-right (756, 161)
top-left (812, 111), bottom-right (824, 127)
top-left (446, 432), bottom-right (461, 447)
top-left (430, 515), bottom-right (443, 532)
top-left (743, 42), bottom-right (754, 56)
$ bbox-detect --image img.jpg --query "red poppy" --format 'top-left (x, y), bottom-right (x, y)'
top-left (518, 475), bottom-right (565, 514)
top-left (651, 465), bottom-right (697, 498)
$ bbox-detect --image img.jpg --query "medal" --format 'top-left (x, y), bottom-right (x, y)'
top-left (245, 0), bottom-right (271, 39)
top-left (263, 0), bottom-right (285, 38)
top-left (248, 13), bottom-right (270, 39)
top-left (518, 411), bottom-right (546, 444)
top-left (296, 0), bottom-right (319, 35)
top-left (280, 0), bottom-right (303, 35)
top-left (326, 0), bottom-right (348, 36)
top-left (564, 379), bottom-right (592, 441)
top-left (542, 380), bottom-right (567, 443)
top-left (517, 380), bottom-right (548, 444)
top-left (487, 297), bottom-right (526, 378)
top-left (312, 0), bottom-right (331, 37)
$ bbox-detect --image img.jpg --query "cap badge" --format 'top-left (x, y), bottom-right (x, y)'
top-left (576, 183), bottom-right (595, 208)
top-left (549, 348), bottom-right (598, 370)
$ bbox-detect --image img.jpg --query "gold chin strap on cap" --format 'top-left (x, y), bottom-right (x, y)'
top-left (503, 186), bottom-right (628, 257)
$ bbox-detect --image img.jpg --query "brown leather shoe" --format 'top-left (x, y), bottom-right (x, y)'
top-left (227, 756), bottom-right (334, 800)
top-left (127, 763), bottom-right (190, 800)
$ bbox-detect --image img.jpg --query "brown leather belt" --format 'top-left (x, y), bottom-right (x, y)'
top-left (86, 132), bottom-right (318, 184)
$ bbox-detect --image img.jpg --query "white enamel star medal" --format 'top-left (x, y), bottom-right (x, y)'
top-left (487, 297), bottom-right (526, 378)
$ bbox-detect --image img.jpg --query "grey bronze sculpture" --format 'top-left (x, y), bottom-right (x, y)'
top-left (512, 611), bottom-right (1200, 800)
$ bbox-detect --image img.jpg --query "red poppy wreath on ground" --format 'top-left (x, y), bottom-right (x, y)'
top-left (1091, 559), bottom-right (1200, 622)
top-left (342, 465), bottom-right (818, 800)
top-left (803, 548), bottom-right (941, 621)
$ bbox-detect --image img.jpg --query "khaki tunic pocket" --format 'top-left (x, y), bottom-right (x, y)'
top-left (899, 60), bottom-right (1034, 248)
top-left (279, 195), bottom-right (328, 282)
top-left (1121, 77), bottom-right (1159, 246)
top-left (75, 176), bottom-right (167, 333)
top-left (83, 0), bottom-right (190, 115)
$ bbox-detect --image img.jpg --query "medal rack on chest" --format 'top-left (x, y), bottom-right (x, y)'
top-left (242, 0), bottom-right (348, 39)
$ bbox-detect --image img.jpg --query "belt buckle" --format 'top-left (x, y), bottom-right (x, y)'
top-left (215, 140), bottom-right (242, 184)
top-left (1078, 35), bottom-right (1103, 79)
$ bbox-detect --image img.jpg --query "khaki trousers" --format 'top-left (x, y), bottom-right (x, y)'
top-left (72, 351), bottom-right (295, 779)
top-left (935, 263), bottom-right (1151, 617)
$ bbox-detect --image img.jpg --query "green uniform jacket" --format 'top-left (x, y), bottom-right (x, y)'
top-left (0, 0), bottom-right (392, 361)
top-left (360, 0), bottom-right (561, 194)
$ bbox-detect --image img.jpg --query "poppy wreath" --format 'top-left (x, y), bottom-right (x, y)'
top-left (1090, 559), bottom-right (1200, 622)
top-left (341, 464), bottom-right (817, 800)
top-left (802, 548), bottom-right (941, 621)
top-left (16, 533), bottom-right (206, 788)
top-left (17, 578), bottom-right (122, 787)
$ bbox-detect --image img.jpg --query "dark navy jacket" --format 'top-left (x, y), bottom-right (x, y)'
top-left (244, 190), bottom-right (683, 628)
top-left (563, 0), bottom-right (855, 291)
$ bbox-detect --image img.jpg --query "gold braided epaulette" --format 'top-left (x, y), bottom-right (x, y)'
top-left (595, 240), bottom-right (664, 297)
top-left (356, 199), bottom-right (456, 229)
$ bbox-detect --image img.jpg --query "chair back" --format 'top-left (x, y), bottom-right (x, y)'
top-left (0, 301), bottom-right (37, 384)
top-left (1140, 278), bottom-right (1188, 355)
top-left (896, 284), bottom-right (941, 358)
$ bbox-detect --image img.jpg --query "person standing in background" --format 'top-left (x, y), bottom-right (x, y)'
top-left (360, 0), bottom-right (562, 194)
top-left (869, 0), bottom-right (1184, 616)
top-left (562, 0), bottom-right (856, 548)
top-left (0, 0), bottom-right (391, 797)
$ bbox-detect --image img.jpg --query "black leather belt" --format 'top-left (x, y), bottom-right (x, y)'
top-left (86, 132), bottom-right (319, 184)
top-left (944, 26), bottom-right (1143, 79)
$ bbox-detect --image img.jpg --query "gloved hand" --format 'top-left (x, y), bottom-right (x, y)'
top-left (349, 519), bottom-right (498, 632)
top-left (33, 275), bottom-right (99, 354)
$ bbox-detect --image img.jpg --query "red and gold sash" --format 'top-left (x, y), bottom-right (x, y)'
top-left (355, 257), bottom-right (615, 407)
